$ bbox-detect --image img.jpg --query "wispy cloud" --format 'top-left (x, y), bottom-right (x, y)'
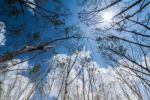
top-left (0, 22), bottom-right (6, 46)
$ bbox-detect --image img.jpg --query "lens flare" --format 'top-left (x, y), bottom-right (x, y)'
top-left (102, 11), bottom-right (114, 23)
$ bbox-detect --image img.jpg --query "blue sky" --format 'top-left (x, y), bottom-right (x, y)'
top-left (1, 0), bottom-right (150, 99)
top-left (0, 0), bottom-right (108, 68)
top-left (1, 0), bottom-right (149, 74)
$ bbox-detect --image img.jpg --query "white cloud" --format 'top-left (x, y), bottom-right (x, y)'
top-left (0, 50), bottom-right (148, 100)
top-left (0, 59), bottom-right (34, 100)
top-left (26, 0), bottom-right (36, 13)
top-left (27, 0), bottom-right (36, 8)
top-left (43, 50), bottom-right (140, 100)
top-left (0, 22), bottom-right (6, 45)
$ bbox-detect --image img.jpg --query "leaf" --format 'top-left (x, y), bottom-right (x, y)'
top-left (65, 27), bottom-right (70, 33)
top-left (6, 0), bottom-right (17, 4)
top-left (116, 46), bottom-right (126, 55)
top-left (12, 28), bottom-right (22, 35)
top-left (10, 9), bottom-right (22, 16)
top-left (51, 18), bottom-right (63, 25)
top-left (33, 32), bottom-right (41, 40)
top-left (30, 64), bottom-right (41, 74)
top-left (27, 32), bottom-right (41, 42)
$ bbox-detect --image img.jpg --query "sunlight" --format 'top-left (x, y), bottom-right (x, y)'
top-left (102, 11), bottom-right (114, 23)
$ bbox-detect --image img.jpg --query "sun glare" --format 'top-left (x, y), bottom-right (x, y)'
top-left (102, 11), bottom-right (114, 23)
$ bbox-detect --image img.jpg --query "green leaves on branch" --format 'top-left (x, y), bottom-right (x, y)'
top-left (51, 18), bottom-right (64, 25)
top-left (12, 28), bottom-right (22, 35)
top-left (33, 32), bottom-right (41, 40)
top-left (6, 0), bottom-right (18, 4)
top-left (115, 46), bottom-right (126, 55)
top-left (30, 64), bottom-right (41, 74)
top-left (28, 32), bottom-right (41, 41)
top-left (96, 35), bottom-right (126, 59)
top-left (10, 8), bottom-right (22, 16)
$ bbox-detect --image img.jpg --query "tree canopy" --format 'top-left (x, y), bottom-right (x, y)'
top-left (0, 0), bottom-right (150, 100)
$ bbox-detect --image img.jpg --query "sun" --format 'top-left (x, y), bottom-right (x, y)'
top-left (102, 11), bottom-right (114, 23)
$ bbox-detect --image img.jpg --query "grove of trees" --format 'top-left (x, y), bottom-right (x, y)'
top-left (0, 0), bottom-right (150, 100)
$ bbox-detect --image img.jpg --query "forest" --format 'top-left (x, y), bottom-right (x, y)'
top-left (0, 0), bottom-right (150, 100)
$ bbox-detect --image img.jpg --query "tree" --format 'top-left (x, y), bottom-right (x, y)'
top-left (1, 49), bottom-right (143, 99)
top-left (79, 0), bottom-right (150, 99)
top-left (1, 0), bottom-right (150, 99)
top-left (0, 0), bottom-right (84, 72)
top-left (0, 0), bottom-right (83, 99)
